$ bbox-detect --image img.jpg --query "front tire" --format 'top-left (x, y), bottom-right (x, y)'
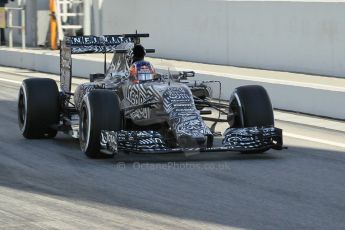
top-left (18, 78), bottom-right (60, 139)
top-left (229, 85), bottom-right (274, 128)
top-left (79, 90), bottom-right (121, 158)
top-left (229, 85), bottom-right (274, 153)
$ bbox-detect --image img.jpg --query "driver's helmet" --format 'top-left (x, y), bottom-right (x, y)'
top-left (132, 44), bottom-right (146, 63)
top-left (129, 60), bottom-right (156, 84)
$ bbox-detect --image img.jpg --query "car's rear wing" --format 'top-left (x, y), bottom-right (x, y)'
top-left (60, 33), bottom-right (149, 93)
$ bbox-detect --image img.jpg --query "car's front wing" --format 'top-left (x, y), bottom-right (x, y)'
top-left (100, 126), bottom-right (283, 154)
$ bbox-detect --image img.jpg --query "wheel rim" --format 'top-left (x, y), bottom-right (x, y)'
top-left (18, 87), bottom-right (27, 131)
top-left (229, 92), bottom-right (244, 128)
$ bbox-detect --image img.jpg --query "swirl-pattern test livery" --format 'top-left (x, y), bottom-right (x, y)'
top-left (67, 35), bottom-right (133, 54)
top-left (74, 83), bottom-right (103, 110)
top-left (56, 34), bottom-right (284, 155)
top-left (223, 127), bottom-right (283, 151)
top-left (162, 86), bottom-right (212, 142)
top-left (125, 83), bottom-right (161, 120)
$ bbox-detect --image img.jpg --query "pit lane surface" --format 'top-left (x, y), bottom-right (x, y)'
top-left (1, 68), bottom-right (345, 229)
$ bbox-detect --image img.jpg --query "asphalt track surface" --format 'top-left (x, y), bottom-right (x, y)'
top-left (1, 68), bottom-right (345, 229)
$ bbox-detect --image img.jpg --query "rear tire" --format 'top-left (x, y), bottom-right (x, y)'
top-left (79, 90), bottom-right (121, 158)
top-left (18, 78), bottom-right (60, 139)
top-left (229, 85), bottom-right (274, 153)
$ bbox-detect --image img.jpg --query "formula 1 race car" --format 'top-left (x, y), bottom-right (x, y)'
top-left (18, 33), bottom-right (283, 158)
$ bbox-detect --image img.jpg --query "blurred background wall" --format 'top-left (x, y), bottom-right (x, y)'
top-left (5, 0), bottom-right (345, 78)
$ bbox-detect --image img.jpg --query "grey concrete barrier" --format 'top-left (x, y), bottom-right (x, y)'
top-left (100, 0), bottom-right (345, 78)
top-left (0, 47), bottom-right (344, 120)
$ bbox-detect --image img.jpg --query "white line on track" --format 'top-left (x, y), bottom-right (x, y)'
top-left (1, 76), bottom-right (344, 150)
top-left (284, 132), bottom-right (345, 149)
top-left (0, 78), bottom-right (22, 85)
top-left (154, 65), bottom-right (345, 92)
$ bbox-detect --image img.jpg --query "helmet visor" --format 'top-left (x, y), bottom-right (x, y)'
top-left (137, 73), bottom-right (154, 81)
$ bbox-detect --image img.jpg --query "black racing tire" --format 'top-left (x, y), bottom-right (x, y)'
top-left (229, 85), bottom-right (274, 128)
top-left (79, 90), bottom-right (121, 158)
top-left (18, 78), bottom-right (60, 139)
top-left (229, 85), bottom-right (274, 154)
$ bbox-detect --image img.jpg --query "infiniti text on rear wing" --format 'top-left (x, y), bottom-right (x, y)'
top-left (66, 35), bottom-right (134, 54)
